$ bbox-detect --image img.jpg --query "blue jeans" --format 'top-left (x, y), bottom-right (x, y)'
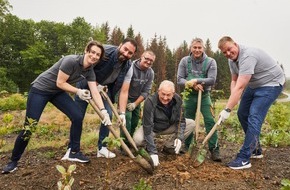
top-left (75, 80), bottom-right (113, 150)
top-left (11, 87), bottom-right (84, 162)
top-left (237, 85), bottom-right (283, 160)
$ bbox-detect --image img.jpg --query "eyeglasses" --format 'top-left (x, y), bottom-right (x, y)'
top-left (143, 56), bottom-right (154, 63)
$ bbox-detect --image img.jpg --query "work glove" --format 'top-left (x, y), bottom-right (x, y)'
top-left (174, 139), bottom-right (182, 154)
top-left (97, 84), bottom-right (108, 92)
top-left (219, 109), bottom-right (231, 123)
top-left (126, 103), bottom-right (136, 111)
top-left (101, 109), bottom-right (112, 126)
top-left (185, 79), bottom-right (197, 88)
top-left (150, 154), bottom-right (160, 167)
top-left (76, 89), bottom-right (91, 101)
top-left (119, 113), bottom-right (126, 126)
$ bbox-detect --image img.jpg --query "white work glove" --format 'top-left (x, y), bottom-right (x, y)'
top-left (150, 154), bottom-right (160, 167)
top-left (101, 109), bottom-right (112, 126)
top-left (76, 89), bottom-right (91, 101)
top-left (174, 139), bottom-right (182, 154)
top-left (119, 113), bottom-right (126, 126)
top-left (219, 109), bottom-right (231, 123)
top-left (126, 103), bottom-right (136, 111)
top-left (97, 84), bottom-right (107, 92)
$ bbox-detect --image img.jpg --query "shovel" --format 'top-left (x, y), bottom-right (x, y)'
top-left (192, 117), bottom-right (222, 167)
top-left (189, 90), bottom-right (202, 158)
top-left (87, 99), bottom-right (154, 174)
top-left (99, 90), bottom-right (154, 168)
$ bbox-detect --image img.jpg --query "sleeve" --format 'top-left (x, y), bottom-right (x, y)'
top-left (177, 57), bottom-right (188, 86)
top-left (140, 69), bottom-right (154, 99)
top-left (197, 58), bottom-right (217, 86)
top-left (177, 106), bottom-right (186, 141)
top-left (123, 64), bottom-right (133, 83)
top-left (59, 56), bottom-right (75, 76)
top-left (142, 97), bottom-right (158, 154)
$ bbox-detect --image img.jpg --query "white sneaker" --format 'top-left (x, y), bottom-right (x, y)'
top-left (61, 148), bottom-right (71, 160)
top-left (97, 147), bottom-right (116, 158)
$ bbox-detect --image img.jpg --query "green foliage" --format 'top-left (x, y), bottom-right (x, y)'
top-left (211, 90), bottom-right (224, 107)
top-left (0, 93), bottom-right (26, 111)
top-left (133, 178), bottom-right (152, 190)
top-left (2, 113), bottom-right (14, 125)
top-left (281, 179), bottom-right (290, 190)
top-left (180, 86), bottom-right (192, 101)
top-left (56, 164), bottom-right (76, 190)
top-left (0, 67), bottom-right (18, 92)
top-left (102, 136), bottom-right (122, 150)
top-left (261, 102), bottom-right (290, 147)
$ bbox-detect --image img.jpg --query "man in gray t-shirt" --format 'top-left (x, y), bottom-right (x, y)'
top-left (218, 36), bottom-right (285, 170)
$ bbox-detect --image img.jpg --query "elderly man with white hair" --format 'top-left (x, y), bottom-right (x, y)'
top-left (133, 80), bottom-right (195, 166)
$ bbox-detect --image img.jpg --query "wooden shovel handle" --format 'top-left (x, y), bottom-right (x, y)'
top-left (201, 117), bottom-right (222, 146)
top-left (87, 99), bottom-right (135, 158)
top-left (195, 90), bottom-right (202, 141)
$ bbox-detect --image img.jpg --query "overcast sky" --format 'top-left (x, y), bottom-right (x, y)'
top-left (8, 0), bottom-right (290, 77)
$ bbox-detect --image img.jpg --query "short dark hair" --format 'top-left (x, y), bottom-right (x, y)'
top-left (85, 40), bottom-right (105, 60)
top-left (121, 37), bottom-right (138, 53)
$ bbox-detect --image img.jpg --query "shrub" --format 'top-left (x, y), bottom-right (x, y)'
top-left (0, 93), bottom-right (26, 111)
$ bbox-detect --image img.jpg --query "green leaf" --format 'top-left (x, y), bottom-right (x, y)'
top-left (56, 165), bottom-right (66, 174)
top-left (68, 164), bottom-right (76, 173)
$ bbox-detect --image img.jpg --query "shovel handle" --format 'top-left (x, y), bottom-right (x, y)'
top-left (195, 90), bottom-right (202, 141)
top-left (201, 117), bottom-right (222, 146)
top-left (87, 99), bottom-right (135, 158)
top-left (99, 90), bottom-right (139, 151)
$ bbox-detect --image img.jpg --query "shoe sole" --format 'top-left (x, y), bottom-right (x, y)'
top-left (251, 155), bottom-right (264, 159)
top-left (229, 163), bottom-right (252, 170)
top-left (97, 153), bottom-right (116, 158)
top-left (67, 158), bottom-right (90, 163)
top-left (2, 167), bottom-right (17, 174)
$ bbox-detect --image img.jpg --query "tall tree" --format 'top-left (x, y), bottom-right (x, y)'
top-left (173, 41), bottom-right (189, 93)
top-left (0, 0), bottom-right (11, 19)
top-left (109, 26), bottom-right (124, 46)
top-left (126, 25), bottom-right (135, 39)
top-left (67, 17), bottom-right (93, 54)
top-left (213, 50), bottom-right (231, 97)
top-left (132, 32), bottom-right (144, 60)
top-left (204, 38), bottom-right (213, 57)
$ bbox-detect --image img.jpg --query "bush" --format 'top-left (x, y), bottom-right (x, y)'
top-left (0, 93), bottom-right (26, 111)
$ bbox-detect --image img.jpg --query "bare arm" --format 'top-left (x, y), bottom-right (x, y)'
top-left (226, 74), bottom-right (251, 110)
top-left (118, 82), bottom-right (130, 113)
top-left (56, 70), bottom-right (78, 93)
top-left (133, 96), bottom-right (145, 107)
top-left (88, 81), bottom-right (105, 109)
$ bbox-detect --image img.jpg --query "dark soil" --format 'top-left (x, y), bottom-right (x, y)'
top-left (1, 134), bottom-right (289, 190)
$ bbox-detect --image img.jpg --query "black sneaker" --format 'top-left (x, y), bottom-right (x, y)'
top-left (67, 151), bottom-right (90, 163)
top-left (2, 161), bottom-right (18, 174)
top-left (251, 149), bottom-right (263, 159)
top-left (210, 150), bottom-right (222, 162)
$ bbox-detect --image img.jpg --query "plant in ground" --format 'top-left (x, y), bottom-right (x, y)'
top-left (56, 164), bottom-right (76, 190)
top-left (133, 178), bottom-right (152, 190)
top-left (281, 178), bottom-right (290, 190)
top-left (102, 136), bottom-right (122, 189)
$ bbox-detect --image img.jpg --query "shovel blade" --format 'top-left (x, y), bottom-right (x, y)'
top-left (193, 148), bottom-right (207, 167)
top-left (134, 155), bottom-right (154, 175)
top-left (137, 148), bottom-right (154, 168)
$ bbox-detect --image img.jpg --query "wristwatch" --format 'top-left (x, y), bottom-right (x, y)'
top-left (224, 108), bottom-right (231, 112)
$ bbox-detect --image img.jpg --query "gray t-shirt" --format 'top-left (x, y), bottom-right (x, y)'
top-left (229, 45), bottom-right (285, 88)
top-left (102, 63), bottom-right (133, 85)
top-left (32, 55), bottom-right (96, 92)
